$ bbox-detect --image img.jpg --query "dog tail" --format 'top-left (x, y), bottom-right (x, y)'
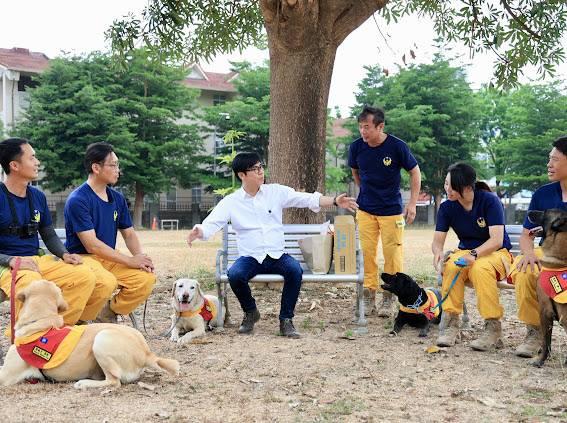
top-left (150, 355), bottom-right (180, 376)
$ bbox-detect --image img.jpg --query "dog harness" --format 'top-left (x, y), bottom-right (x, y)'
top-left (399, 288), bottom-right (441, 320)
top-left (178, 298), bottom-right (217, 322)
top-left (539, 267), bottom-right (567, 303)
top-left (15, 326), bottom-right (87, 369)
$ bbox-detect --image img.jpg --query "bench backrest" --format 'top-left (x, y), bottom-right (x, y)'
top-left (222, 224), bottom-right (361, 274)
top-left (39, 228), bottom-right (66, 250)
top-left (506, 224), bottom-right (540, 255)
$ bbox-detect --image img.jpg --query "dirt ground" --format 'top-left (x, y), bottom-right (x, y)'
top-left (1, 229), bottom-right (567, 423)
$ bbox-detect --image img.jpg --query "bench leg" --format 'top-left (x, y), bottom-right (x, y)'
top-left (355, 278), bottom-right (368, 330)
top-left (217, 279), bottom-right (224, 329)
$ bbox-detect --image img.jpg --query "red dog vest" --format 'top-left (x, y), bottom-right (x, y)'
top-left (539, 267), bottom-right (567, 303)
top-left (16, 326), bottom-right (86, 369)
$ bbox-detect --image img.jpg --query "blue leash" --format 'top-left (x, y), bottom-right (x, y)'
top-left (431, 257), bottom-right (468, 311)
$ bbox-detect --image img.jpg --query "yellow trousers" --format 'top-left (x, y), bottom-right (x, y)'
top-left (441, 249), bottom-right (512, 319)
top-left (356, 210), bottom-right (404, 291)
top-left (81, 255), bottom-right (155, 316)
top-left (511, 248), bottom-right (543, 327)
top-left (0, 255), bottom-right (96, 325)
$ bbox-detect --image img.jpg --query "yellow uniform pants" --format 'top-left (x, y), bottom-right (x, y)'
top-left (0, 255), bottom-right (96, 326)
top-left (356, 210), bottom-right (404, 291)
top-left (81, 255), bottom-right (155, 316)
top-left (441, 249), bottom-right (512, 320)
top-left (510, 247), bottom-right (543, 327)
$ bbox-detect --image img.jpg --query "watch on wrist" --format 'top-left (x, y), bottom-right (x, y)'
top-left (333, 196), bottom-right (338, 207)
top-left (470, 249), bottom-right (478, 259)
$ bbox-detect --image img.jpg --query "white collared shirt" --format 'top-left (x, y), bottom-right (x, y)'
top-left (196, 184), bottom-right (322, 263)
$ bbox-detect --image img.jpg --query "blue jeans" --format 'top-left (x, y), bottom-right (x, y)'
top-left (227, 254), bottom-right (303, 320)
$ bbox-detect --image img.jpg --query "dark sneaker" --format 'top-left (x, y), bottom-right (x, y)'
top-left (95, 301), bottom-right (117, 324)
top-left (238, 308), bottom-right (261, 334)
top-left (279, 318), bottom-right (301, 338)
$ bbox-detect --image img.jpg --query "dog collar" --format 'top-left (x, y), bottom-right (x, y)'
top-left (399, 289), bottom-right (441, 320)
top-left (539, 266), bottom-right (567, 303)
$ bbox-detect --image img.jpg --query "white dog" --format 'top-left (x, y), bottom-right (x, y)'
top-left (170, 278), bottom-right (224, 344)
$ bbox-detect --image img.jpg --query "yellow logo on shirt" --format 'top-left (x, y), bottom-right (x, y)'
top-left (383, 157), bottom-right (392, 166)
top-left (113, 210), bottom-right (118, 221)
top-left (33, 210), bottom-right (41, 223)
top-left (477, 217), bottom-right (486, 228)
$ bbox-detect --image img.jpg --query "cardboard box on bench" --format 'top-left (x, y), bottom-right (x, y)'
top-left (334, 215), bottom-right (356, 274)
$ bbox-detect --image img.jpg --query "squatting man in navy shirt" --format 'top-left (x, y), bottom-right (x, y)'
top-left (187, 152), bottom-right (358, 338)
top-left (0, 138), bottom-right (96, 331)
top-left (348, 106), bottom-right (421, 317)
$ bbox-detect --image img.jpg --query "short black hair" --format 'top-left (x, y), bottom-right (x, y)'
top-left (0, 138), bottom-right (29, 174)
top-left (552, 135), bottom-right (567, 156)
top-left (232, 152), bottom-right (262, 182)
top-left (84, 142), bottom-right (114, 174)
top-left (357, 105), bottom-right (385, 126)
top-left (447, 162), bottom-right (477, 197)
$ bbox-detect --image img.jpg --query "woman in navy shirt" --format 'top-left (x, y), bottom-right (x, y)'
top-left (432, 163), bottom-right (512, 351)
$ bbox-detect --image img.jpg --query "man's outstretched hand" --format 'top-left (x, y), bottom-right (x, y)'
top-left (187, 226), bottom-right (203, 247)
top-left (335, 193), bottom-right (359, 213)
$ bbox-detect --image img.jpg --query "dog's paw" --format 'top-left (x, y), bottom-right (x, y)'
top-left (177, 335), bottom-right (195, 345)
top-left (418, 331), bottom-right (428, 338)
top-left (530, 359), bottom-right (545, 368)
top-left (389, 330), bottom-right (398, 337)
top-left (74, 380), bottom-right (90, 390)
top-left (170, 333), bottom-right (179, 342)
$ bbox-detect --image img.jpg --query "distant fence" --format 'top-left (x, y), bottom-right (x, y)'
top-left (46, 194), bottom-right (528, 229)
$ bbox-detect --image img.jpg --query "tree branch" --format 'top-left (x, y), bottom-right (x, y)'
top-left (500, 0), bottom-right (541, 39)
top-left (332, 0), bottom-right (388, 45)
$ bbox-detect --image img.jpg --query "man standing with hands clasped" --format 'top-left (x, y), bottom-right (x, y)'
top-left (187, 152), bottom-right (358, 338)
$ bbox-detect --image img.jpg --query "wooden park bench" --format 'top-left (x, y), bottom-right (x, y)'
top-left (1, 228), bottom-right (139, 329)
top-left (215, 224), bottom-right (367, 329)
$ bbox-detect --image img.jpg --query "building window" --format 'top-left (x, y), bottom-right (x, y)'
top-left (18, 75), bottom-right (38, 92)
top-left (213, 94), bottom-right (227, 106)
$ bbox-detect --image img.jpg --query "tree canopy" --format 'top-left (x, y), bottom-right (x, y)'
top-left (15, 50), bottom-right (203, 226)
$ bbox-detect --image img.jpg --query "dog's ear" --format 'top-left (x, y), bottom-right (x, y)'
top-left (196, 280), bottom-right (206, 299)
top-left (527, 210), bottom-right (544, 225)
top-left (57, 295), bottom-right (68, 313)
top-left (16, 289), bottom-right (26, 303)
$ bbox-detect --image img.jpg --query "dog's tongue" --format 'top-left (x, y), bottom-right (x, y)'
top-left (178, 302), bottom-right (191, 312)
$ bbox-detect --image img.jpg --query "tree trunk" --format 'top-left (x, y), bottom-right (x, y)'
top-left (260, 0), bottom-right (386, 223)
top-left (133, 181), bottom-right (145, 228)
top-left (433, 188), bottom-right (442, 224)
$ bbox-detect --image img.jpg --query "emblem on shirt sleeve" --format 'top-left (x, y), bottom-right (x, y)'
top-left (383, 157), bottom-right (392, 166)
top-left (33, 210), bottom-right (41, 223)
top-left (477, 217), bottom-right (486, 228)
top-left (113, 210), bottom-right (118, 221)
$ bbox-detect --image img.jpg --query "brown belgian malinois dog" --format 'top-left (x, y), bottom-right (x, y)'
top-left (527, 209), bottom-right (567, 367)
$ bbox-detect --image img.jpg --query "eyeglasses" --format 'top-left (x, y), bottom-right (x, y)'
top-left (100, 162), bottom-right (120, 170)
top-left (245, 164), bottom-right (264, 174)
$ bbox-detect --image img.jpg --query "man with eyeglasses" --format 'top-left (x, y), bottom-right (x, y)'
top-left (64, 142), bottom-right (155, 323)
top-left (187, 152), bottom-right (358, 338)
top-left (0, 137), bottom-right (96, 330)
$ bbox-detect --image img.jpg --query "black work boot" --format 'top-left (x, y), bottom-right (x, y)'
top-left (279, 318), bottom-right (301, 338)
top-left (238, 308), bottom-right (261, 334)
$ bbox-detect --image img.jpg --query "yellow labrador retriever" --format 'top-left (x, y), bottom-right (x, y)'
top-left (0, 279), bottom-right (179, 389)
top-left (170, 278), bottom-right (224, 344)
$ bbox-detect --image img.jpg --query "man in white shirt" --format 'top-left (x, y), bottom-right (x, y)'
top-left (187, 152), bottom-right (358, 338)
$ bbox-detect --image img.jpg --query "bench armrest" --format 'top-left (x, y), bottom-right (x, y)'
top-left (215, 249), bottom-right (228, 282)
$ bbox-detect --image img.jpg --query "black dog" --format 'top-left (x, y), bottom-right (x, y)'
top-left (381, 272), bottom-right (443, 337)
top-left (527, 209), bottom-right (567, 367)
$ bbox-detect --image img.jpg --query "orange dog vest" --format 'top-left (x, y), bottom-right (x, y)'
top-left (398, 288), bottom-right (441, 320)
top-left (539, 267), bottom-right (567, 303)
top-left (15, 326), bottom-right (87, 369)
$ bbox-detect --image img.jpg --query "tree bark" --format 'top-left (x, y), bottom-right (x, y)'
top-left (133, 181), bottom-right (144, 228)
top-left (260, 0), bottom-right (387, 223)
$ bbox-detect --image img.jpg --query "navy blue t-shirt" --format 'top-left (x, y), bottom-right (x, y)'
top-left (0, 185), bottom-right (51, 256)
top-left (523, 182), bottom-right (567, 230)
top-left (348, 135), bottom-right (418, 216)
top-left (436, 189), bottom-right (512, 250)
top-left (65, 183), bottom-right (132, 254)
